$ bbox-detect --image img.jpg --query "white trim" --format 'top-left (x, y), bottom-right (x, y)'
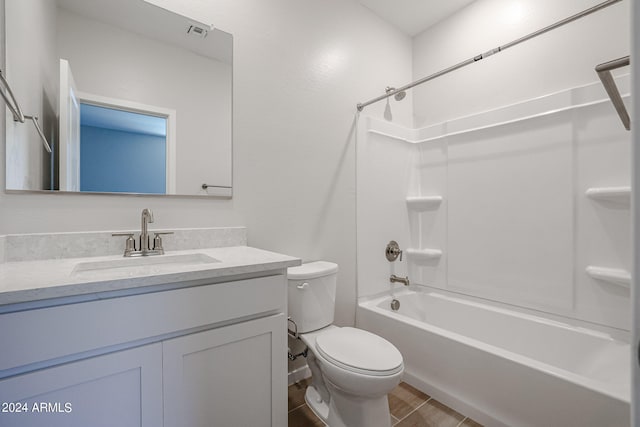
top-left (366, 74), bottom-right (631, 145)
top-left (414, 97), bottom-right (629, 144)
top-left (631, 3), bottom-right (639, 422)
top-left (368, 129), bottom-right (413, 144)
top-left (76, 91), bottom-right (177, 194)
top-left (59, 59), bottom-right (81, 191)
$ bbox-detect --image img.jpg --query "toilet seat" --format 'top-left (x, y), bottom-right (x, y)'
top-left (315, 327), bottom-right (403, 376)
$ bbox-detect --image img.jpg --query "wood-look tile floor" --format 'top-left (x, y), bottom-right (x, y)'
top-left (288, 379), bottom-right (483, 427)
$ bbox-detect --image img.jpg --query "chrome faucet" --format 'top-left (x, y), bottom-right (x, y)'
top-left (140, 208), bottom-right (154, 253)
top-left (390, 274), bottom-right (410, 286)
top-left (112, 209), bottom-right (173, 257)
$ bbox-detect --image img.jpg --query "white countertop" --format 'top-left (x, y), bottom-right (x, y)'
top-left (0, 246), bottom-right (300, 307)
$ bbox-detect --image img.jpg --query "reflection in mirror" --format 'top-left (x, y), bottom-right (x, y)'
top-left (80, 104), bottom-right (168, 194)
top-left (5, 0), bottom-right (232, 197)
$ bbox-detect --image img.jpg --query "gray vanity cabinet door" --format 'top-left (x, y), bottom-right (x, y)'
top-left (163, 313), bottom-right (287, 427)
top-left (0, 343), bottom-right (163, 427)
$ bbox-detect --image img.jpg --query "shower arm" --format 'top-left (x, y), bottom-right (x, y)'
top-left (356, 0), bottom-right (624, 113)
top-left (0, 70), bottom-right (52, 153)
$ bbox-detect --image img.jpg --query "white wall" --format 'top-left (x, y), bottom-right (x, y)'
top-left (0, 0), bottom-right (413, 329)
top-left (5, 0), bottom-right (57, 190)
top-left (412, 0), bottom-right (630, 127)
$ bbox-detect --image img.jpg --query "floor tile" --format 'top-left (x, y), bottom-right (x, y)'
top-left (288, 404), bottom-right (326, 427)
top-left (288, 378), bottom-right (311, 412)
top-left (395, 399), bottom-right (465, 427)
top-left (388, 382), bottom-right (431, 420)
top-left (460, 417), bottom-right (484, 427)
top-left (288, 380), bottom-right (477, 427)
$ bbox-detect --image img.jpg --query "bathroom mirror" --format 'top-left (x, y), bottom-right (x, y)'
top-left (4, 0), bottom-right (233, 197)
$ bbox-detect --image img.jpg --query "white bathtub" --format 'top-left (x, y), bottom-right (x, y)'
top-left (357, 288), bottom-right (630, 427)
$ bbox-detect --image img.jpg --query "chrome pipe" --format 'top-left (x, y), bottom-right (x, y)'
top-left (0, 69), bottom-right (25, 122)
top-left (202, 183), bottom-right (231, 190)
top-left (596, 56), bottom-right (630, 130)
top-left (1, 70), bottom-right (53, 152)
top-left (356, 0), bottom-right (624, 112)
top-left (140, 208), bottom-right (154, 254)
top-left (390, 274), bottom-right (410, 286)
top-left (24, 115), bottom-right (52, 153)
top-left (596, 56), bottom-right (631, 73)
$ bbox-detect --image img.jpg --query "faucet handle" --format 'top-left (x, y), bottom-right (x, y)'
top-left (152, 232), bottom-right (173, 253)
top-left (112, 233), bottom-right (136, 256)
top-left (385, 240), bottom-right (403, 262)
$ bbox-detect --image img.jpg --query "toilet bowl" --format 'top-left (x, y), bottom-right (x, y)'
top-left (288, 261), bottom-right (404, 427)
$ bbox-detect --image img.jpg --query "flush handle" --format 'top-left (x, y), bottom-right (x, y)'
top-left (297, 282), bottom-right (309, 290)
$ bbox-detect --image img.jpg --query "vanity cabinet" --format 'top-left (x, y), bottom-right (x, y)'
top-left (163, 314), bottom-right (286, 427)
top-left (0, 273), bottom-right (288, 427)
top-left (0, 344), bottom-right (163, 427)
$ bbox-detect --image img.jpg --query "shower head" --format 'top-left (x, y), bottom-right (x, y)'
top-left (386, 86), bottom-right (406, 101)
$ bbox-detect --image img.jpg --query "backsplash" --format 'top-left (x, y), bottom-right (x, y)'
top-left (1, 227), bottom-right (247, 262)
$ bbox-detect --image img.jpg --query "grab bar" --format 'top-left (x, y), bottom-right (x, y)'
top-left (0, 69), bottom-right (52, 153)
top-left (595, 56), bottom-right (630, 131)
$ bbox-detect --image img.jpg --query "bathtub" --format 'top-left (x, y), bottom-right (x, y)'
top-left (357, 288), bottom-right (630, 427)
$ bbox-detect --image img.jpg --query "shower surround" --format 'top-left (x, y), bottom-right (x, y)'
top-left (355, 76), bottom-right (631, 425)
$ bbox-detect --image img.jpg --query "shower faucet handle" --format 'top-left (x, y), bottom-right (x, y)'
top-left (385, 240), bottom-right (403, 262)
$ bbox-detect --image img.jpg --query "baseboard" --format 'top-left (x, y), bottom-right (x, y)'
top-left (288, 365), bottom-right (311, 385)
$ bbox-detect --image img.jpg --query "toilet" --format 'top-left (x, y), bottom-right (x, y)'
top-left (288, 261), bottom-right (404, 427)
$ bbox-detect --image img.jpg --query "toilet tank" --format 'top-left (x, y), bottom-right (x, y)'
top-left (287, 261), bottom-right (339, 334)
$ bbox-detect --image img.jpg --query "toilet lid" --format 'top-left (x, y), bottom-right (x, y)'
top-left (315, 327), bottom-right (403, 376)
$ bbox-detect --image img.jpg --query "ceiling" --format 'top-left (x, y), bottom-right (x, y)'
top-left (359, 0), bottom-right (477, 37)
top-left (57, 0), bottom-right (232, 64)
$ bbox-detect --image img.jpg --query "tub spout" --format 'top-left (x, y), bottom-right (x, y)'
top-left (390, 274), bottom-right (410, 286)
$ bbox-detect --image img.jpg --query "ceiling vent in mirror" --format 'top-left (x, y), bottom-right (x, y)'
top-left (187, 24), bottom-right (209, 38)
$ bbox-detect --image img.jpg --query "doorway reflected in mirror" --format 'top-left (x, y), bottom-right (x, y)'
top-left (80, 103), bottom-right (168, 194)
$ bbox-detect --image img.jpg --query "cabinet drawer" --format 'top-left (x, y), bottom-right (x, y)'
top-left (0, 274), bottom-right (285, 373)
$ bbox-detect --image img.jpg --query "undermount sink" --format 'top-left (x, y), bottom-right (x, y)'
top-left (72, 253), bottom-right (220, 277)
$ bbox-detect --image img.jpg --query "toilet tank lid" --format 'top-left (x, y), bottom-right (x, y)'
top-left (288, 261), bottom-right (338, 280)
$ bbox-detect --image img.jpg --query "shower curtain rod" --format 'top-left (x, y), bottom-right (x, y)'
top-left (356, 0), bottom-right (624, 112)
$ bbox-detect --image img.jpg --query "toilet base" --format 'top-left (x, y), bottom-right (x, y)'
top-left (305, 385), bottom-right (329, 423)
top-left (304, 382), bottom-right (393, 427)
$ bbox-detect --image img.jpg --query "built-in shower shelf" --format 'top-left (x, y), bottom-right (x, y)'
top-left (585, 186), bottom-right (630, 203)
top-left (585, 266), bottom-right (631, 288)
top-left (406, 248), bottom-right (442, 262)
top-left (406, 196), bottom-right (443, 211)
